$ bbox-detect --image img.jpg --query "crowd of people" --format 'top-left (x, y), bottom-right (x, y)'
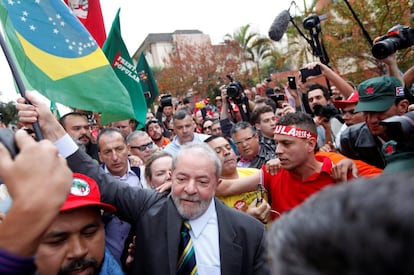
top-left (1, 47), bottom-right (414, 274)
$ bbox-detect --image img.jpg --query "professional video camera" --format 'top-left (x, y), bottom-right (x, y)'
top-left (224, 75), bottom-right (251, 122)
top-left (372, 25), bottom-right (414, 59)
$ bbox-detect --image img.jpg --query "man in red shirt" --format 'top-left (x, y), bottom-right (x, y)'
top-left (216, 112), bottom-right (339, 220)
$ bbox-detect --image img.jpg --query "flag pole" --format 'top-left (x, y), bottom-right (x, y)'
top-left (0, 30), bottom-right (43, 140)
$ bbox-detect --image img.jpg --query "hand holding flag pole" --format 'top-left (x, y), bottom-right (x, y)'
top-left (0, 30), bottom-right (43, 140)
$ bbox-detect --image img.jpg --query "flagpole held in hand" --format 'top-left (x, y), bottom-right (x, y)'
top-left (0, 30), bottom-right (43, 140)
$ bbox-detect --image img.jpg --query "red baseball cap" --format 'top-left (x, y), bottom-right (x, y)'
top-left (60, 173), bottom-right (116, 213)
top-left (333, 92), bottom-right (359, 110)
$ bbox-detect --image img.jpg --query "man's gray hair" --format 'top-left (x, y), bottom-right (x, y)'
top-left (126, 130), bottom-right (149, 144)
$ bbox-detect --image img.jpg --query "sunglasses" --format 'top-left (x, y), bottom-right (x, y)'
top-left (131, 142), bottom-right (154, 151)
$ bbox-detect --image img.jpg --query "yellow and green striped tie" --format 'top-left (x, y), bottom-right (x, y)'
top-left (177, 221), bottom-right (197, 275)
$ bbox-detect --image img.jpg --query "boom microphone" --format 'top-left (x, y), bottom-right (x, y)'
top-left (268, 10), bottom-right (291, 41)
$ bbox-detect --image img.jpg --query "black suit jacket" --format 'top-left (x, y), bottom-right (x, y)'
top-left (67, 149), bottom-right (270, 275)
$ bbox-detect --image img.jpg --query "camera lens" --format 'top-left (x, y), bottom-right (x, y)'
top-left (227, 86), bottom-right (238, 98)
top-left (226, 83), bottom-right (241, 98)
top-left (372, 37), bottom-right (400, 59)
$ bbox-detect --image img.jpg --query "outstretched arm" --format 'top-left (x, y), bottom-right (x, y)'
top-left (303, 62), bottom-right (355, 99)
top-left (16, 91), bottom-right (157, 224)
top-left (379, 53), bottom-right (404, 86)
top-left (216, 171), bottom-right (260, 196)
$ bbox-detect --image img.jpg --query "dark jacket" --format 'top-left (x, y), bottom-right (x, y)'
top-left (67, 149), bottom-right (270, 275)
top-left (249, 135), bottom-right (277, 169)
top-left (339, 122), bottom-right (386, 169)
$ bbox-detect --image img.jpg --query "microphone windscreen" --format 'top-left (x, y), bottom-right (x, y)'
top-left (268, 10), bottom-right (291, 41)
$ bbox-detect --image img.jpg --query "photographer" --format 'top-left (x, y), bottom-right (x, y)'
top-left (155, 94), bottom-right (173, 138)
top-left (224, 76), bottom-right (253, 123)
top-left (305, 83), bottom-right (343, 151)
top-left (266, 87), bottom-right (287, 109)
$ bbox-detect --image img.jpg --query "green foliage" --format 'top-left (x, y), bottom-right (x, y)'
top-left (0, 101), bottom-right (18, 126)
top-left (285, 0), bottom-right (413, 84)
top-left (156, 0), bottom-right (413, 97)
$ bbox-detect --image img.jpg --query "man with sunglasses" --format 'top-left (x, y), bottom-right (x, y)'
top-left (97, 127), bottom-right (143, 269)
top-left (127, 130), bottom-right (159, 163)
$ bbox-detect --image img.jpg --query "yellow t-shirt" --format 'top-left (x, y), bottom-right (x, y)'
top-left (217, 168), bottom-right (268, 212)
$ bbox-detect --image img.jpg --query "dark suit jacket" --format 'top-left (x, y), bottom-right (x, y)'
top-left (67, 149), bottom-right (270, 275)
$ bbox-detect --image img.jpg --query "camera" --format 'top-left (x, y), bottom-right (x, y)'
top-left (313, 104), bottom-right (342, 122)
top-left (380, 111), bottom-right (414, 147)
top-left (160, 94), bottom-right (173, 107)
top-left (372, 25), bottom-right (414, 59)
top-left (225, 75), bottom-right (244, 100)
top-left (300, 65), bottom-right (322, 83)
top-left (269, 94), bottom-right (285, 102)
top-left (224, 75), bottom-right (251, 122)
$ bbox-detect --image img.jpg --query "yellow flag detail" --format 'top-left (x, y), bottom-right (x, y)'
top-left (17, 32), bottom-right (108, 80)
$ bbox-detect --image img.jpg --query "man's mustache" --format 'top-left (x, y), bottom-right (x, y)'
top-left (79, 134), bottom-right (91, 141)
top-left (58, 258), bottom-right (99, 275)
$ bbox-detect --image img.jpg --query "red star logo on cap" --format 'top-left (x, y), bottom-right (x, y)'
top-left (384, 143), bottom-right (394, 155)
top-left (366, 86), bottom-right (374, 94)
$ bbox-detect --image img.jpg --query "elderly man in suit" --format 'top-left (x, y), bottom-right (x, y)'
top-left (17, 91), bottom-right (270, 275)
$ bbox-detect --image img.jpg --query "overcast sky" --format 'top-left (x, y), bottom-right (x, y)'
top-left (0, 0), bottom-right (308, 102)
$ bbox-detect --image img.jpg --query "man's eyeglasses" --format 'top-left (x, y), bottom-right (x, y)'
top-left (234, 134), bottom-right (256, 146)
top-left (203, 125), bottom-right (212, 131)
top-left (130, 142), bottom-right (154, 152)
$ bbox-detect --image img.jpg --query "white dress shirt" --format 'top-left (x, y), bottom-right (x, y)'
top-left (188, 199), bottom-right (221, 275)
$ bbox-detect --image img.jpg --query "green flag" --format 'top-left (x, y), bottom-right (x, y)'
top-left (0, 0), bottom-right (135, 125)
top-left (102, 9), bottom-right (147, 128)
top-left (50, 101), bottom-right (61, 120)
top-left (136, 52), bottom-right (160, 107)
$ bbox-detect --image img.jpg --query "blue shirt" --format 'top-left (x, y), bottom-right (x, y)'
top-left (103, 163), bottom-right (141, 266)
top-left (164, 133), bottom-right (210, 156)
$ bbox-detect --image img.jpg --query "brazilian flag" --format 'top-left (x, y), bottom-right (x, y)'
top-left (0, 0), bottom-right (135, 125)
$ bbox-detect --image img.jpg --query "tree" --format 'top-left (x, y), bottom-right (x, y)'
top-left (156, 42), bottom-right (239, 99)
top-left (247, 36), bottom-right (275, 81)
top-left (322, 0), bottom-right (413, 83)
top-left (282, 0), bottom-right (413, 85)
top-left (224, 24), bottom-right (259, 75)
top-left (0, 101), bottom-right (18, 126)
